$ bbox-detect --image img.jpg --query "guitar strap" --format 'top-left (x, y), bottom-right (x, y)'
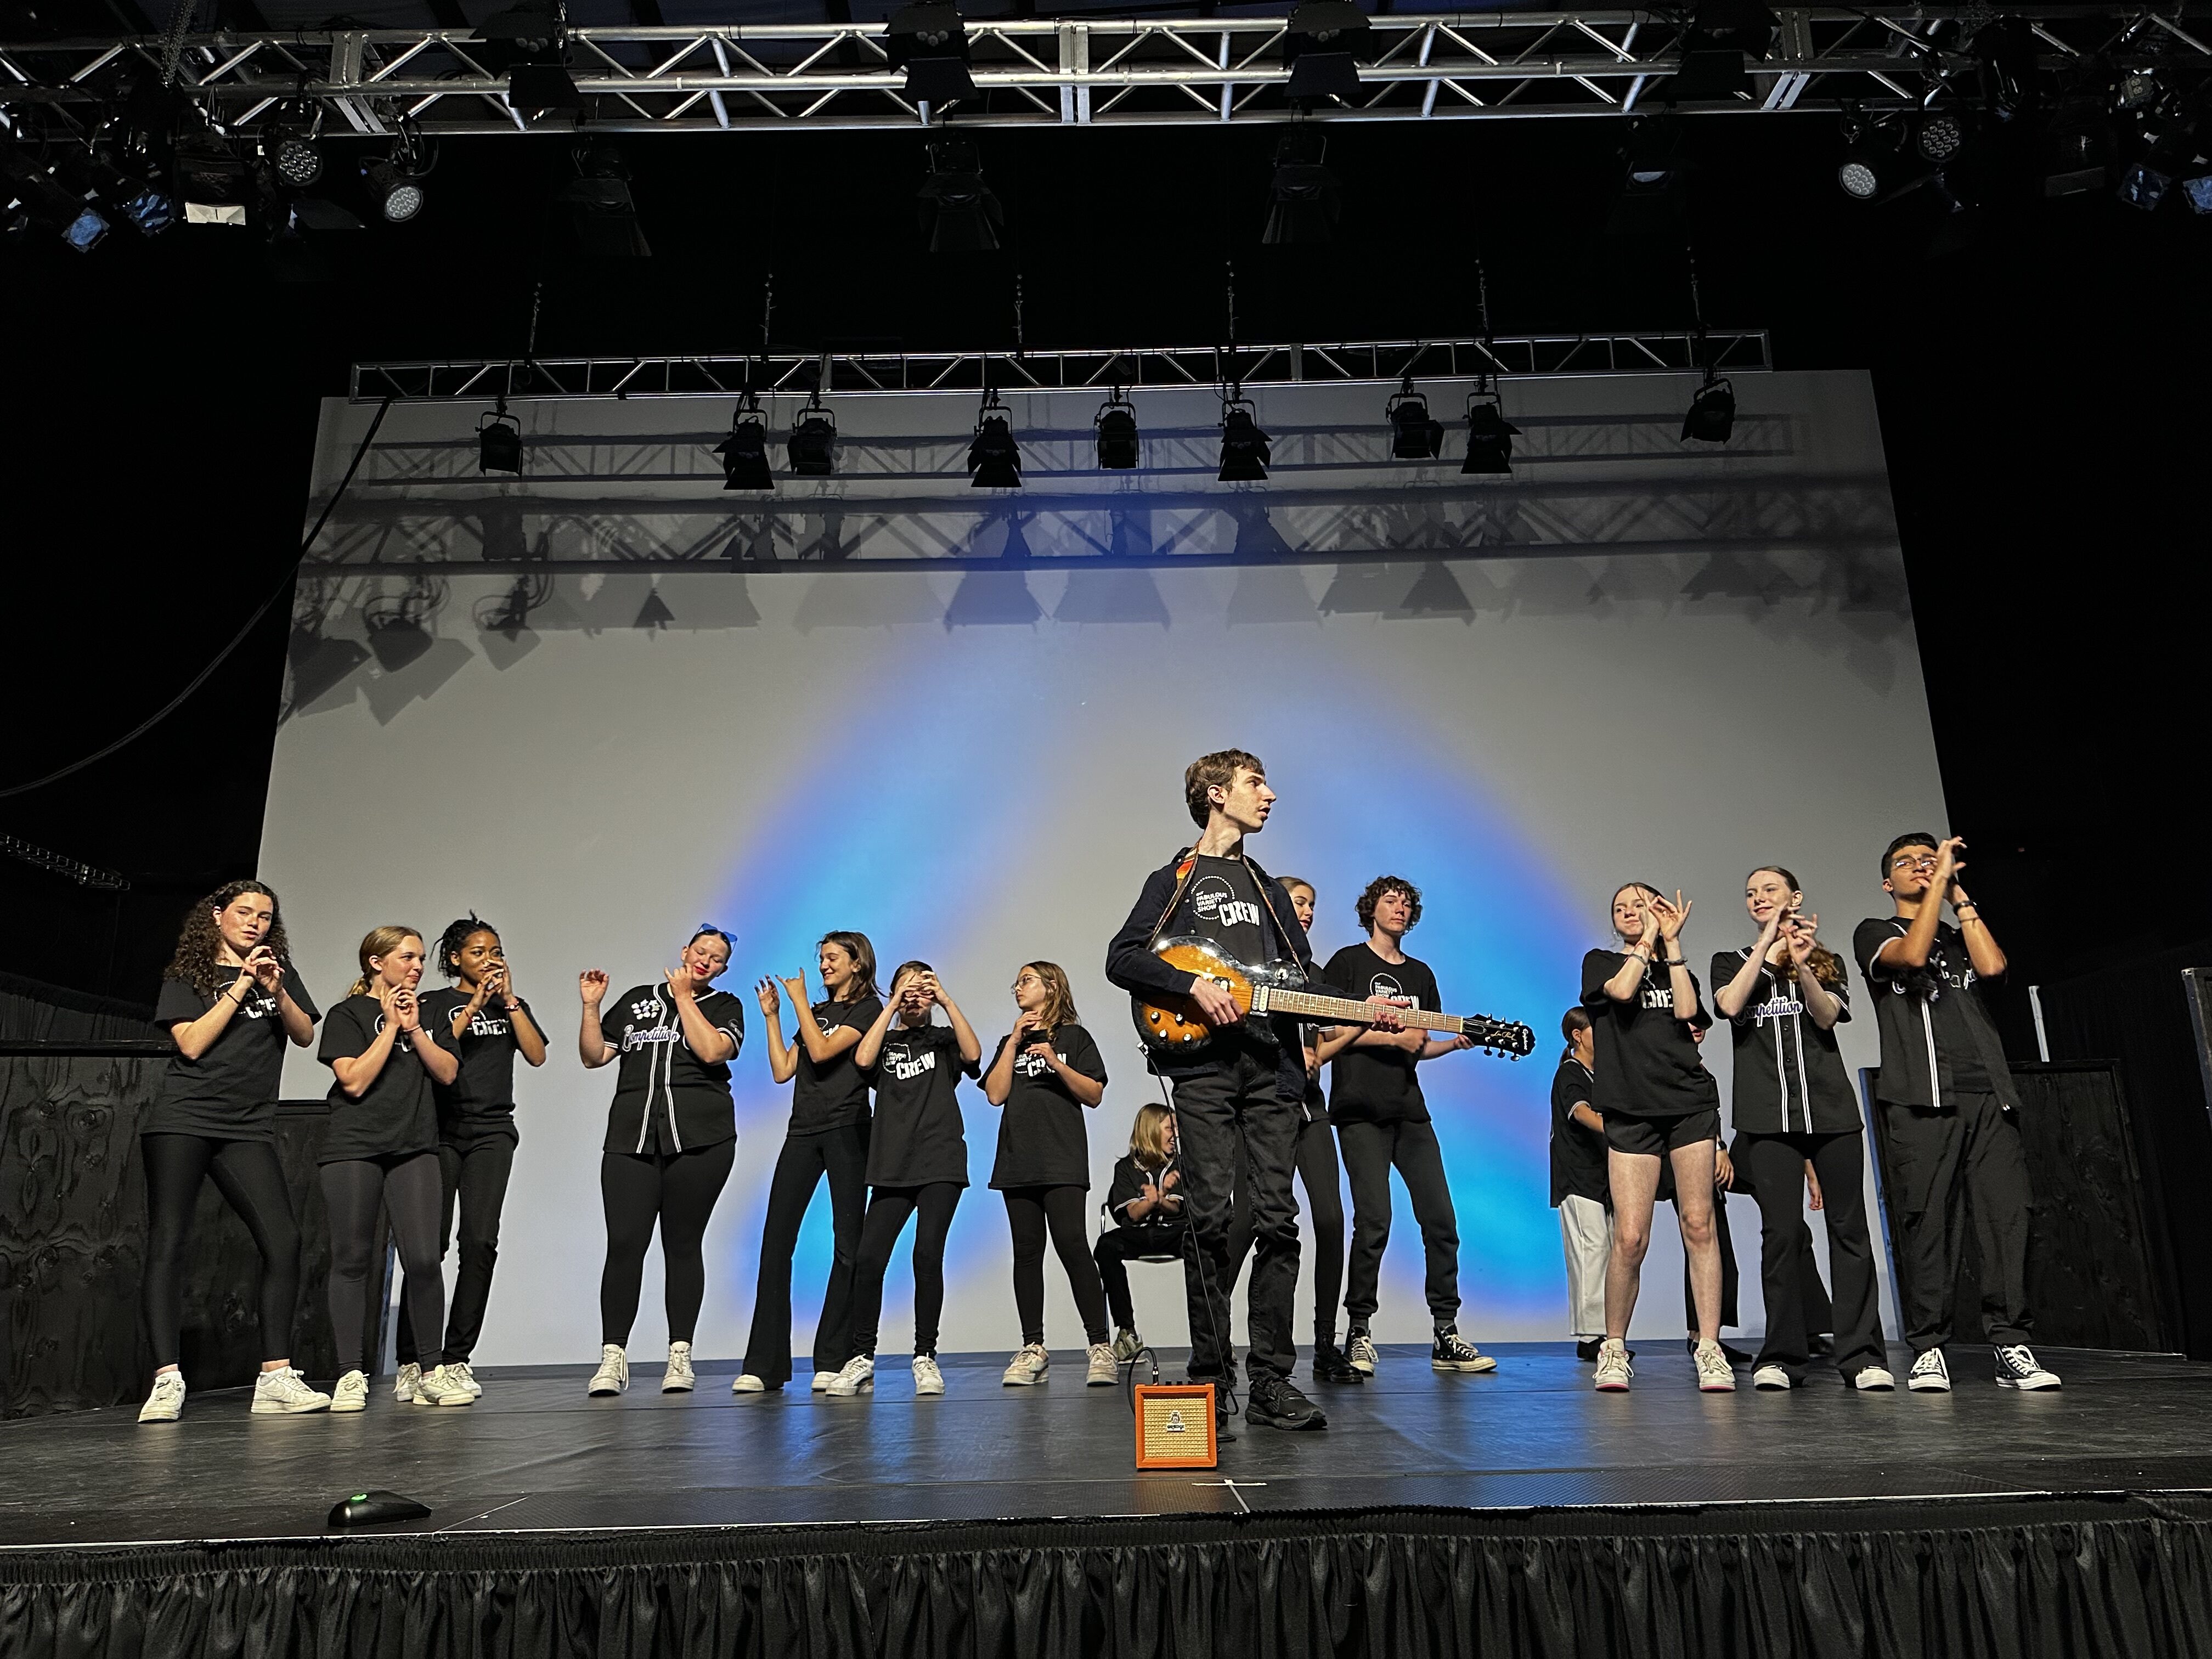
top-left (1143, 849), bottom-right (1201, 950)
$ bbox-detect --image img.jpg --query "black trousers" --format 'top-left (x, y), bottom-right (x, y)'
top-left (1005, 1184), bottom-right (1111, 1346)
top-left (1096, 1223), bottom-right (1187, 1331)
top-left (1169, 1048), bottom-right (1302, 1386)
top-left (742, 1122), bottom-right (870, 1385)
top-left (1294, 1116), bottom-right (1347, 1346)
top-left (322, 1152), bottom-right (446, 1375)
top-left (139, 1134), bottom-right (303, 1371)
top-left (1738, 1130), bottom-right (1885, 1380)
top-left (598, 1140), bottom-right (737, 1347)
top-left (1340, 1118), bottom-right (1460, 1326)
top-left (849, 1182), bottom-right (963, 1358)
top-left (1881, 1091), bottom-right (2034, 1350)
top-left (394, 1134), bottom-right (516, 1367)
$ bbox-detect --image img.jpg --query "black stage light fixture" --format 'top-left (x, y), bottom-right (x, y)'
top-left (1971, 16), bottom-right (2039, 117)
top-left (475, 0), bottom-right (560, 54)
top-left (479, 402), bottom-right (523, 475)
top-left (1217, 399), bottom-right (1271, 482)
top-left (1681, 373), bottom-right (1735, 443)
top-left (1262, 127), bottom-right (1339, 244)
top-left (4, 148), bottom-right (114, 252)
top-left (887, 2), bottom-right (977, 106)
top-left (1283, 0), bottom-right (1372, 104)
top-left (968, 391), bottom-right (1022, 488)
top-left (2111, 58), bottom-right (2160, 113)
top-left (1916, 110), bottom-right (1965, 163)
top-left (715, 393), bottom-right (774, 490)
top-left (1668, 0), bottom-right (1778, 101)
top-left (789, 393), bottom-right (838, 476)
top-left (1462, 391), bottom-right (1521, 475)
top-left (1095, 391), bottom-right (1139, 469)
top-left (560, 140), bottom-right (649, 255)
top-left (2116, 144), bottom-right (2183, 211)
top-left (261, 100), bottom-right (324, 188)
top-left (1608, 114), bottom-right (1688, 234)
top-left (1386, 377), bottom-right (1444, 460)
top-left (510, 62), bottom-right (584, 119)
top-left (916, 137), bottom-right (1002, 252)
top-left (362, 129), bottom-right (432, 224)
top-left (2185, 171), bottom-right (2212, 214)
top-left (174, 132), bottom-right (249, 225)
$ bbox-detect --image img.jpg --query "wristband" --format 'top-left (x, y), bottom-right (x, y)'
top-left (1663, 956), bottom-right (1686, 967)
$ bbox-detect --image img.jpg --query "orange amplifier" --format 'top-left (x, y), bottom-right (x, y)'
top-left (1133, 1383), bottom-right (1218, 1469)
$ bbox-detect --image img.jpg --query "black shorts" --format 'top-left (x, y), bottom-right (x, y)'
top-left (1604, 1108), bottom-right (1722, 1158)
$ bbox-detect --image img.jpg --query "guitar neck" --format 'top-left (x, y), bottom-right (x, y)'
top-left (1256, 988), bottom-right (1465, 1035)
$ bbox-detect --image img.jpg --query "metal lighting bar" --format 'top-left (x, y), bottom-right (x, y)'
top-left (351, 332), bottom-right (1773, 402)
top-left (5, 7), bottom-right (2205, 138)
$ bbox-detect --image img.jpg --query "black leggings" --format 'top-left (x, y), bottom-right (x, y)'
top-left (321, 1152), bottom-right (446, 1375)
top-left (140, 1134), bottom-right (303, 1372)
top-left (599, 1141), bottom-right (738, 1347)
top-left (1003, 1184), bottom-right (1110, 1346)
top-left (1096, 1223), bottom-right (1187, 1331)
top-left (742, 1123), bottom-right (871, 1385)
top-left (395, 1135), bottom-right (517, 1367)
top-left (1293, 1116), bottom-right (1346, 1346)
top-left (848, 1182), bottom-right (963, 1358)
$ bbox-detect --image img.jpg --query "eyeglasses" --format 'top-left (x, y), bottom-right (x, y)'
top-left (1889, 855), bottom-right (1939, 872)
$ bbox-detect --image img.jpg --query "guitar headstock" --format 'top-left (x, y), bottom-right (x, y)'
top-left (1463, 1017), bottom-right (1538, 1059)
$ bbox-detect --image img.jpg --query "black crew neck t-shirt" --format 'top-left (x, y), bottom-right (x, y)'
top-left (318, 994), bottom-right (444, 1164)
top-left (1708, 949), bottom-right (1860, 1136)
top-left (988, 1021), bottom-right (1109, 1189)
top-left (866, 1021), bottom-right (975, 1187)
top-left (1321, 943), bottom-right (1440, 1126)
top-left (788, 995), bottom-right (883, 1135)
top-left (1853, 917), bottom-right (2014, 1109)
top-left (599, 983), bottom-right (746, 1155)
top-left (1105, 1151), bottom-right (1186, 1228)
top-left (1579, 949), bottom-right (1719, 1119)
top-left (420, 986), bottom-right (535, 1143)
top-left (1548, 1056), bottom-right (1609, 1206)
top-left (145, 967), bottom-right (320, 1142)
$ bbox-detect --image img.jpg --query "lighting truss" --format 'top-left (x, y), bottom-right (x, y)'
top-left (5, 7), bottom-right (2207, 140)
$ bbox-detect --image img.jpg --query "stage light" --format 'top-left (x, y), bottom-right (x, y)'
top-left (916, 137), bottom-right (1002, 252)
top-left (968, 392), bottom-right (1021, 488)
top-left (1262, 127), bottom-right (1338, 245)
top-left (1972, 16), bottom-right (2038, 116)
top-left (1608, 114), bottom-right (1687, 234)
top-left (2184, 173), bottom-right (2212, 213)
top-left (2117, 149), bottom-right (2180, 211)
top-left (2112, 60), bottom-right (2159, 112)
top-left (475, 0), bottom-right (558, 53)
top-left (1386, 377), bottom-right (1444, 461)
top-left (173, 133), bottom-right (248, 225)
top-left (1218, 399), bottom-right (1271, 482)
top-left (479, 404), bottom-right (522, 475)
top-left (714, 395), bottom-right (774, 490)
top-left (362, 132), bottom-right (432, 223)
top-left (1681, 374), bottom-right (1735, 443)
top-left (1283, 1), bottom-right (1372, 104)
top-left (1462, 392), bottom-right (1521, 475)
top-left (510, 63), bottom-right (584, 119)
top-left (1917, 111), bottom-right (1965, 163)
top-left (887, 2), bottom-right (977, 105)
top-left (1838, 142), bottom-right (1883, 199)
top-left (262, 103), bottom-right (325, 188)
top-left (118, 187), bottom-right (174, 235)
top-left (789, 394), bottom-right (837, 476)
top-left (1095, 391), bottom-right (1139, 469)
top-left (1668, 0), bottom-right (1778, 100)
top-left (561, 140), bottom-right (648, 256)
top-left (0, 149), bottom-right (111, 252)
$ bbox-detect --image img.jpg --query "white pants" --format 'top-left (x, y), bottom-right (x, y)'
top-left (1559, 1195), bottom-right (1612, 1340)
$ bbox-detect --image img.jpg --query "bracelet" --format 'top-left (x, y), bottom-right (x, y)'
top-left (1663, 956), bottom-right (1686, 967)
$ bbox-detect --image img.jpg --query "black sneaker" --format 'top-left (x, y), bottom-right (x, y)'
top-left (1180, 1378), bottom-right (1239, 1442)
top-left (1312, 1344), bottom-right (1366, 1384)
top-left (1575, 1339), bottom-right (1602, 1363)
top-left (1245, 1376), bottom-right (1328, 1431)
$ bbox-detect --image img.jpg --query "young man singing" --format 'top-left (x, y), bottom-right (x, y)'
top-left (1104, 749), bottom-right (1400, 1434)
top-left (1853, 832), bottom-right (2058, 1393)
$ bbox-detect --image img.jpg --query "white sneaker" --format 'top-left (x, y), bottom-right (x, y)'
top-left (251, 1367), bottom-right (332, 1414)
top-left (1853, 1365), bottom-right (1897, 1391)
top-left (663, 1342), bottom-right (696, 1393)
top-left (1086, 1342), bottom-right (1119, 1385)
top-left (1593, 1338), bottom-right (1632, 1391)
top-left (731, 1373), bottom-right (766, 1393)
top-left (1002, 1343), bottom-right (1050, 1386)
top-left (1111, 1327), bottom-right (1144, 1363)
top-left (393, 1362), bottom-right (422, 1403)
top-left (588, 1344), bottom-right (629, 1396)
top-left (1907, 1348), bottom-right (1951, 1392)
top-left (414, 1363), bottom-right (475, 1407)
top-left (1751, 1363), bottom-right (1793, 1391)
top-left (1994, 1344), bottom-right (2062, 1391)
top-left (138, 1372), bottom-right (186, 1424)
top-left (810, 1370), bottom-right (836, 1392)
top-left (331, 1370), bottom-right (369, 1413)
top-left (825, 1355), bottom-right (876, 1396)
top-left (1346, 1331), bottom-right (1379, 1375)
top-left (447, 1360), bottom-right (483, 1398)
top-left (913, 1354), bottom-right (945, 1396)
top-left (1694, 1338), bottom-right (1737, 1392)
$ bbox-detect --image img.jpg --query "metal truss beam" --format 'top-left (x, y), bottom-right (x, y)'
top-left (351, 332), bottom-right (1773, 403)
top-left (4, 7), bottom-right (2202, 138)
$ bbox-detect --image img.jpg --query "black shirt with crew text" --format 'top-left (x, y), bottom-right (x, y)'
top-left (318, 993), bottom-right (444, 1164)
top-left (599, 983), bottom-right (746, 1155)
top-left (988, 1022), bottom-right (1109, 1189)
top-left (1852, 918), bottom-right (2016, 1110)
top-left (788, 996), bottom-right (883, 1135)
top-left (866, 1021), bottom-right (975, 1188)
top-left (146, 967), bottom-right (320, 1142)
top-left (1321, 943), bottom-right (1440, 1126)
top-left (1708, 949), bottom-right (1861, 1136)
top-left (420, 987), bottom-right (536, 1143)
top-left (1579, 950), bottom-right (1719, 1119)
top-left (1172, 855), bottom-right (1283, 1051)
top-left (1105, 1150), bottom-right (1187, 1232)
top-left (1548, 1057), bottom-right (1609, 1206)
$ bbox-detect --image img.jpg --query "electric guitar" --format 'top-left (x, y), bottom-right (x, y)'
top-left (1132, 936), bottom-right (1537, 1058)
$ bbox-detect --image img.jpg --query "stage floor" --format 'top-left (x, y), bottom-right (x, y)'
top-left (6, 1342), bottom-right (2211, 1550)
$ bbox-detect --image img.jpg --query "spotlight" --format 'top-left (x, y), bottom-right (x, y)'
top-left (362, 130), bottom-right (433, 224)
top-left (474, 0), bottom-right (559, 54)
top-left (262, 104), bottom-right (324, 188)
top-left (1971, 16), bottom-right (2038, 117)
top-left (916, 137), bottom-right (1001, 252)
top-left (1917, 111), bottom-right (1965, 163)
top-left (560, 140), bottom-right (648, 256)
top-left (1461, 392), bottom-right (1521, 475)
top-left (1681, 374), bottom-right (1735, 443)
top-left (0, 149), bottom-right (111, 252)
top-left (1838, 140), bottom-right (1884, 200)
top-left (1386, 377), bottom-right (1444, 461)
top-left (788, 395), bottom-right (837, 476)
top-left (887, 2), bottom-right (977, 105)
top-left (2043, 127), bottom-right (2109, 196)
top-left (1608, 114), bottom-right (1688, 234)
top-left (1217, 399), bottom-right (1271, 482)
top-left (510, 62), bottom-right (584, 119)
top-left (117, 186), bottom-right (175, 235)
top-left (1283, 1), bottom-right (1372, 104)
top-left (61, 202), bottom-right (110, 252)
top-left (2184, 173), bottom-right (2212, 214)
top-left (1668, 0), bottom-right (1778, 100)
top-left (2111, 59), bottom-right (2159, 112)
top-left (714, 394), bottom-right (774, 490)
top-left (1095, 392), bottom-right (1139, 470)
top-left (174, 133), bottom-right (248, 225)
top-left (479, 404), bottom-right (522, 475)
top-left (968, 392), bottom-right (1021, 488)
top-left (2117, 148), bottom-right (2180, 211)
top-left (1262, 127), bottom-right (1338, 245)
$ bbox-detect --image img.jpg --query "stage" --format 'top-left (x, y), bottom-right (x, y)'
top-left (7, 1342), bottom-right (2212, 1656)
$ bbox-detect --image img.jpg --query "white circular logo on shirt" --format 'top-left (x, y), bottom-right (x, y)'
top-left (1370, 973), bottom-right (1403, 1002)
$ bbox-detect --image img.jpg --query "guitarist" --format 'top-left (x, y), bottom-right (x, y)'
top-left (1104, 748), bottom-right (1399, 1435)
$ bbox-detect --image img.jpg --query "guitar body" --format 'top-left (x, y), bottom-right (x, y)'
top-left (1132, 936), bottom-right (1305, 1050)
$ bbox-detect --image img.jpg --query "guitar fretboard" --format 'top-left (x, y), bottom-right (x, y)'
top-left (1256, 988), bottom-right (1467, 1035)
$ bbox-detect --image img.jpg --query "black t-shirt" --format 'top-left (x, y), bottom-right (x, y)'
top-left (1321, 943), bottom-right (1439, 1126)
top-left (317, 994), bottom-right (444, 1164)
top-left (420, 987), bottom-right (536, 1143)
top-left (1709, 949), bottom-right (1861, 1135)
top-left (866, 1020), bottom-right (975, 1188)
top-left (1170, 855), bottom-right (1284, 1053)
top-left (1853, 917), bottom-right (2016, 1110)
top-left (1549, 1056), bottom-right (1609, 1206)
top-left (1105, 1150), bottom-right (1186, 1230)
top-left (599, 983), bottom-right (746, 1155)
top-left (988, 1022), bottom-right (1109, 1189)
top-left (788, 996), bottom-right (883, 1134)
top-left (145, 968), bottom-right (320, 1142)
top-left (1579, 949), bottom-right (1719, 1119)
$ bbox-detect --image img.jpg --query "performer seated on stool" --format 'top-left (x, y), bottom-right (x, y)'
top-left (1550, 1008), bottom-right (1610, 1363)
top-left (1094, 1104), bottom-right (1188, 1356)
